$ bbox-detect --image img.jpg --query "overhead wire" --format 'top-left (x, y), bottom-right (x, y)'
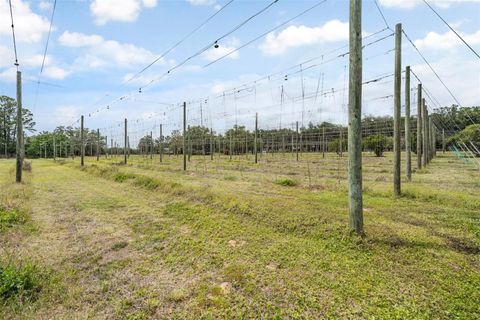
top-left (422, 0), bottom-right (480, 60)
top-left (8, 0), bottom-right (19, 67)
top-left (33, 0), bottom-right (58, 110)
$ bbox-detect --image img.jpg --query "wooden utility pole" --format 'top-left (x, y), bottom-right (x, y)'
top-left (15, 71), bottom-right (23, 183)
top-left (393, 23), bottom-right (402, 197)
top-left (81, 115), bottom-right (85, 167)
top-left (416, 84), bottom-right (423, 170)
top-left (183, 102), bottom-right (187, 171)
top-left (348, 0), bottom-right (363, 234)
top-left (96, 129), bottom-right (100, 161)
top-left (254, 113), bottom-right (258, 164)
top-left (405, 66), bottom-right (411, 181)
top-left (124, 118), bottom-right (128, 165)
top-left (296, 121), bottom-right (299, 161)
top-left (159, 124), bottom-right (163, 163)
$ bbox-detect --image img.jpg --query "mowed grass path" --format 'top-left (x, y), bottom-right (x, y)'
top-left (0, 153), bottom-right (479, 319)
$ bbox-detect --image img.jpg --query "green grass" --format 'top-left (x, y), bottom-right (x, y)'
top-left (0, 207), bottom-right (27, 231)
top-left (0, 152), bottom-right (479, 319)
top-left (0, 262), bottom-right (43, 303)
top-left (274, 178), bottom-right (299, 186)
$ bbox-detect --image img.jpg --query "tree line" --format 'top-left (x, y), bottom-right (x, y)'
top-left (0, 92), bottom-right (477, 159)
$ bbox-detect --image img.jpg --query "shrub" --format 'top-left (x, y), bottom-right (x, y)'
top-left (363, 135), bottom-right (388, 157)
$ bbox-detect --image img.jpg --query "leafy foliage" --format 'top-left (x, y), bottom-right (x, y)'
top-left (0, 95), bottom-right (35, 157)
top-left (363, 134), bottom-right (389, 157)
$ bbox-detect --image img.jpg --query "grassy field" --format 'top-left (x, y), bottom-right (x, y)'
top-left (0, 151), bottom-right (479, 319)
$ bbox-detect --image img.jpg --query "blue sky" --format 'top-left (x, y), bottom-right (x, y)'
top-left (0, 0), bottom-right (479, 142)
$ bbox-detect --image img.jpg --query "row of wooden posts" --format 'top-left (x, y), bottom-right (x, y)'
top-left (13, 0), bottom-right (441, 237)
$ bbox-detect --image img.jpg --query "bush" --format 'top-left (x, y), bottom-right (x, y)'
top-left (363, 135), bottom-right (388, 157)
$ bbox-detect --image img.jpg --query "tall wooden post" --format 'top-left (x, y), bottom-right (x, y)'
top-left (229, 134), bottom-right (233, 160)
top-left (393, 23), bottom-right (402, 197)
top-left (124, 118), bottom-right (128, 165)
top-left (187, 125), bottom-right (191, 162)
top-left (159, 124), bottom-right (163, 162)
top-left (429, 117), bottom-right (434, 160)
top-left (183, 102), bottom-right (187, 171)
top-left (339, 127), bottom-right (343, 157)
top-left (53, 135), bottom-right (56, 161)
top-left (210, 128), bottom-right (214, 160)
top-left (405, 66), bottom-right (411, 181)
top-left (15, 71), bottom-right (23, 183)
top-left (296, 121), bottom-right (299, 161)
top-left (96, 129), bottom-right (100, 161)
top-left (416, 84), bottom-right (423, 170)
top-left (348, 0), bottom-right (363, 234)
top-left (422, 100), bottom-right (428, 167)
top-left (150, 131), bottom-right (153, 160)
top-left (442, 129), bottom-right (445, 153)
top-left (322, 126), bottom-right (326, 158)
top-left (81, 115), bottom-right (85, 167)
top-left (254, 113), bottom-right (258, 164)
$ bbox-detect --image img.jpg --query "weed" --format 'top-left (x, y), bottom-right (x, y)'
top-left (0, 206), bottom-right (27, 231)
top-left (0, 262), bottom-right (43, 302)
top-left (275, 178), bottom-right (298, 186)
top-left (111, 241), bottom-right (128, 251)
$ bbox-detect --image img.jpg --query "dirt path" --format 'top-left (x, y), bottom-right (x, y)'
top-left (14, 161), bottom-right (190, 319)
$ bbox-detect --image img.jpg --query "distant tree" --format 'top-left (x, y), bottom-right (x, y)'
top-left (447, 124), bottom-right (480, 156)
top-left (0, 95), bottom-right (36, 157)
top-left (363, 134), bottom-right (388, 157)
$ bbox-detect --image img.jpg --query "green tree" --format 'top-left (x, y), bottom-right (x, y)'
top-left (363, 134), bottom-right (388, 157)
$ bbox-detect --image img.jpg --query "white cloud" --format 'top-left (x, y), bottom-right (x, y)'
top-left (44, 66), bottom-right (69, 80)
top-left (379, 0), bottom-right (480, 9)
top-left (24, 54), bottom-right (53, 68)
top-left (0, 0), bottom-right (51, 43)
top-left (201, 38), bottom-right (240, 61)
top-left (58, 31), bottom-right (103, 47)
top-left (415, 29), bottom-right (480, 50)
top-left (90, 0), bottom-right (157, 25)
top-left (58, 31), bottom-right (160, 69)
top-left (187, 0), bottom-right (216, 6)
top-left (0, 66), bottom-right (17, 83)
top-left (48, 106), bottom-right (81, 125)
top-left (142, 0), bottom-right (158, 8)
top-left (39, 1), bottom-right (53, 11)
top-left (259, 20), bottom-right (349, 56)
top-left (211, 83), bottom-right (225, 94)
top-left (122, 73), bottom-right (153, 86)
top-left (0, 45), bottom-right (12, 68)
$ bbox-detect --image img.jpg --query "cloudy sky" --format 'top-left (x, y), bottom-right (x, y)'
top-left (0, 0), bottom-right (479, 141)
